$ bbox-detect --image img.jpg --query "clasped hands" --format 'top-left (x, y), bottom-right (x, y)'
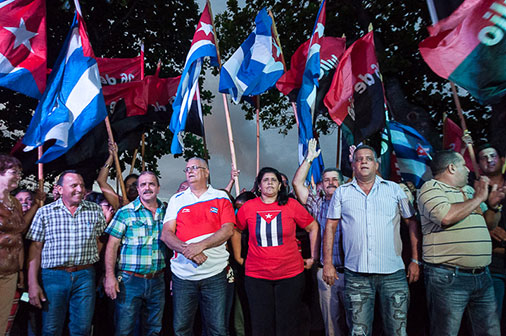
top-left (181, 242), bottom-right (208, 265)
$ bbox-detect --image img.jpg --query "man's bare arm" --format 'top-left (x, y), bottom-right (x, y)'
top-left (292, 138), bottom-right (321, 204)
top-left (27, 241), bottom-right (45, 308)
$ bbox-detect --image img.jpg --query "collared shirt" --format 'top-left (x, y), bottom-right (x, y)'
top-left (306, 191), bottom-right (343, 267)
top-left (418, 179), bottom-right (491, 268)
top-left (327, 176), bottom-right (414, 274)
top-left (26, 199), bottom-right (107, 269)
top-left (164, 185), bottom-right (236, 281)
top-left (105, 197), bottom-right (167, 274)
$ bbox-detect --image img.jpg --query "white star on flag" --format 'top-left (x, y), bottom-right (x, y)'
top-left (197, 22), bottom-right (213, 36)
top-left (265, 213), bottom-right (272, 219)
top-left (4, 18), bottom-right (38, 52)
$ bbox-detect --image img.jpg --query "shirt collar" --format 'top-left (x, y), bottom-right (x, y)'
top-left (51, 197), bottom-right (88, 213)
top-left (132, 196), bottom-right (164, 212)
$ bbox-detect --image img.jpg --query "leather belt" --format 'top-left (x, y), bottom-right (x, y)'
top-left (122, 269), bottom-right (164, 279)
top-left (51, 264), bottom-right (93, 272)
top-left (425, 262), bottom-right (486, 274)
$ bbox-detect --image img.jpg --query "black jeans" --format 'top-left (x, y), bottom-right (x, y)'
top-left (245, 272), bottom-right (304, 336)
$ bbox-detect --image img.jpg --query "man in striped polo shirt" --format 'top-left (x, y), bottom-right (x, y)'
top-left (323, 145), bottom-right (421, 336)
top-left (418, 150), bottom-right (505, 336)
top-left (162, 157), bottom-right (235, 336)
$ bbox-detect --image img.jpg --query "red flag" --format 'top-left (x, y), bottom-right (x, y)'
top-left (443, 117), bottom-right (475, 172)
top-left (102, 80), bottom-right (147, 116)
top-left (0, 0), bottom-right (47, 99)
top-left (276, 36), bottom-right (345, 96)
top-left (96, 56), bottom-right (142, 86)
top-left (419, 0), bottom-right (506, 104)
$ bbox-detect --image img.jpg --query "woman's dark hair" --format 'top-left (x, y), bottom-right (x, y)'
top-left (85, 191), bottom-right (107, 205)
top-left (123, 173), bottom-right (139, 186)
top-left (0, 154), bottom-right (22, 174)
top-left (254, 167), bottom-right (289, 206)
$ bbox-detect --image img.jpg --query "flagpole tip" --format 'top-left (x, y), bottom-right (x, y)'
top-left (368, 23), bottom-right (373, 32)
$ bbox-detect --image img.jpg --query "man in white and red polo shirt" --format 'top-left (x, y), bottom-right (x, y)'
top-left (162, 157), bottom-right (235, 336)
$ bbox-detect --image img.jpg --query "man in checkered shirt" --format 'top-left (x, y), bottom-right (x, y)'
top-left (103, 171), bottom-right (167, 335)
top-left (26, 170), bottom-right (107, 336)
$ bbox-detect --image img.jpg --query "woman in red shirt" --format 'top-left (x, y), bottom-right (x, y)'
top-left (235, 167), bottom-right (319, 336)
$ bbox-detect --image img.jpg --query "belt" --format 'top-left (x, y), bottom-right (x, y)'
top-left (425, 262), bottom-right (486, 275)
top-left (122, 269), bottom-right (164, 279)
top-left (51, 264), bottom-right (93, 272)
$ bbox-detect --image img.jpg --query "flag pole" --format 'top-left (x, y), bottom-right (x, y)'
top-left (425, 1), bottom-right (480, 177)
top-left (268, 9), bottom-right (299, 126)
top-left (450, 82), bottom-right (480, 176)
top-left (208, 0), bottom-right (240, 195)
top-left (141, 132), bottom-right (146, 171)
top-left (336, 126), bottom-right (341, 169)
top-left (104, 115), bottom-right (127, 201)
top-left (37, 147), bottom-right (44, 192)
top-left (130, 43), bottom-right (145, 173)
top-left (129, 148), bottom-right (138, 174)
top-left (255, 95), bottom-right (260, 175)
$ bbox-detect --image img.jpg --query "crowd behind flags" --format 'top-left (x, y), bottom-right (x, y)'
top-left (3, 0), bottom-right (504, 188)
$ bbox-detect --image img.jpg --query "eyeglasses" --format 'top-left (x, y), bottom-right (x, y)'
top-left (183, 165), bottom-right (207, 173)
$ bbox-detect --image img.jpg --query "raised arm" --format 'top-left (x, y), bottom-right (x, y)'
top-left (97, 142), bottom-right (121, 210)
top-left (292, 138), bottom-right (321, 204)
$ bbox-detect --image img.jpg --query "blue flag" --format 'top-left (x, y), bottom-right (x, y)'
top-left (388, 120), bottom-right (433, 188)
top-left (219, 8), bottom-right (284, 104)
top-left (22, 2), bottom-right (107, 163)
top-left (296, 0), bottom-right (326, 183)
top-left (169, 3), bottom-right (218, 155)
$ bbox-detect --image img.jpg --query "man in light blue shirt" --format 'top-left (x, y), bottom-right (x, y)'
top-left (322, 145), bottom-right (421, 336)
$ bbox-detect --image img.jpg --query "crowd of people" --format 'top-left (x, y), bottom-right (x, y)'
top-left (0, 140), bottom-right (505, 336)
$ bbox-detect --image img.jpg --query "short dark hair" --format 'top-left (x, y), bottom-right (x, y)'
top-left (353, 145), bottom-right (378, 162)
top-left (477, 143), bottom-right (504, 160)
top-left (254, 167), bottom-right (289, 206)
top-left (322, 168), bottom-right (343, 185)
top-left (15, 189), bottom-right (34, 197)
top-left (431, 150), bottom-right (461, 176)
top-left (56, 170), bottom-right (80, 186)
top-left (85, 192), bottom-right (107, 205)
top-left (138, 171), bottom-right (160, 186)
top-left (0, 154), bottom-right (22, 175)
top-left (235, 191), bottom-right (256, 205)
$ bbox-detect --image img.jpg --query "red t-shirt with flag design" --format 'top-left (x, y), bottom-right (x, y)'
top-left (236, 197), bottom-right (314, 280)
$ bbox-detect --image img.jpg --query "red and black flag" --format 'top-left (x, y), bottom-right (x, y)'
top-left (324, 31), bottom-right (386, 145)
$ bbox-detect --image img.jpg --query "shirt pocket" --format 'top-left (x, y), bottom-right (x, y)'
top-left (125, 220), bottom-right (148, 241)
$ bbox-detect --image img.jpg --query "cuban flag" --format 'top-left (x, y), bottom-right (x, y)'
top-left (22, 0), bottom-right (107, 163)
top-left (218, 8), bottom-right (284, 104)
top-left (419, 0), bottom-right (506, 104)
top-left (169, 3), bottom-right (218, 154)
top-left (0, 0), bottom-right (46, 99)
top-left (388, 120), bottom-right (433, 188)
top-left (296, 0), bottom-right (326, 183)
top-left (255, 210), bottom-right (283, 247)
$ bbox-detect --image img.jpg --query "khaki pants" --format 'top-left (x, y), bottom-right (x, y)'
top-left (0, 273), bottom-right (17, 335)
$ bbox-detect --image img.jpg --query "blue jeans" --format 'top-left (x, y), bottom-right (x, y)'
top-left (41, 267), bottom-right (95, 336)
top-left (114, 270), bottom-right (165, 336)
top-left (344, 268), bottom-right (409, 336)
top-left (172, 269), bottom-right (227, 336)
top-left (492, 272), bottom-right (506, 317)
top-left (424, 264), bottom-right (500, 336)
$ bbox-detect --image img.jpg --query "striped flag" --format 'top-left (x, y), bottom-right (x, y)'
top-left (388, 120), bottom-right (433, 188)
top-left (256, 210), bottom-right (283, 247)
top-left (219, 8), bottom-right (284, 103)
top-left (169, 2), bottom-right (218, 154)
top-left (296, 0), bottom-right (326, 183)
top-left (22, 0), bottom-right (107, 163)
top-left (0, 0), bottom-right (47, 99)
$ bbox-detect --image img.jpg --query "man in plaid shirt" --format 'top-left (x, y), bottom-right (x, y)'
top-left (292, 139), bottom-right (347, 336)
top-left (103, 171), bottom-right (167, 335)
top-left (26, 170), bottom-right (107, 336)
